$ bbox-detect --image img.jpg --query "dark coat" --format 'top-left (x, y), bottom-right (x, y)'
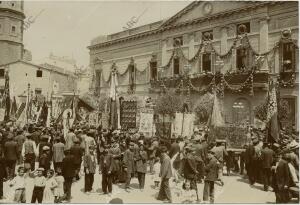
top-left (83, 154), bottom-right (97, 174)
top-left (136, 150), bottom-right (147, 173)
top-left (244, 144), bottom-right (255, 164)
top-left (123, 149), bottom-right (135, 174)
top-left (204, 156), bottom-right (219, 181)
top-left (169, 142), bottom-right (180, 158)
top-left (160, 153), bottom-right (172, 179)
top-left (38, 152), bottom-right (51, 170)
top-left (0, 157), bottom-right (6, 179)
top-left (183, 153), bottom-right (198, 179)
top-left (70, 144), bottom-right (84, 165)
top-left (62, 155), bottom-right (76, 178)
top-left (4, 140), bottom-right (18, 161)
top-left (261, 147), bottom-right (275, 168)
top-left (275, 159), bottom-right (292, 190)
top-left (100, 154), bottom-right (113, 174)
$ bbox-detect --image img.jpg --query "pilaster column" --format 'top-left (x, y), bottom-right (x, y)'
top-left (220, 27), bottom-right (228, 55)
top-left (161, 39), bottom-right (167, 66)
top-left (188, 33), bottom-right (195, 73)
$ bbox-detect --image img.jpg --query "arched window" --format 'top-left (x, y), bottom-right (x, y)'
top-left (232, 98), bottom-right (251, 125)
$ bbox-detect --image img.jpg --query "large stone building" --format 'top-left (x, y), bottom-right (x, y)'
top-left (89, 1), bottom-right (298, 130)
top-left (0, 1), bottom-right (25, 65)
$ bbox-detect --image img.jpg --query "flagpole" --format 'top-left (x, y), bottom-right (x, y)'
top-left (26, 83), bottom-right (30, 130)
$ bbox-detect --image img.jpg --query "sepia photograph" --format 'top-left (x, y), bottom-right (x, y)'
top-left (0, 0), bottom-right (299, 203)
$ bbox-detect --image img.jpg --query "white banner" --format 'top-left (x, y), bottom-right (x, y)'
top-left (173, 112), bottom-right (195, 138)
top-left (174, 112), bottom-right (183, 135)
top-left (139, 112), bottom-right (154, 134)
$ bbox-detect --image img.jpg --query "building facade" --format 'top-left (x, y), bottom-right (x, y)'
top-left (0, 1), bottom-right (25, 65)
top-left (89, 1), bottom-right (299, 130)
top-left (0, 60), bottom-right (77, 105)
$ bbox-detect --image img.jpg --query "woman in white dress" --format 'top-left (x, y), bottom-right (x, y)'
top-left (43, 169), bottom-right (58, 203)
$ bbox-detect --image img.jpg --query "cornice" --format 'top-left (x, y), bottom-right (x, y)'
top-left (88, 1), bottom-right (283, 51)
top-left (0, 7), bottom-right (25, 19)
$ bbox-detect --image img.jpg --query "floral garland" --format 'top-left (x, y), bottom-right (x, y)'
top-left (222, 71), bottom-right (254, 96)
top-left (279, 72), bottom-right (296, 88)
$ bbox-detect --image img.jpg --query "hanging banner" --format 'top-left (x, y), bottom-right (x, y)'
top-left (139, 112), bottom-right (154, 133)
top-left (101, 112), bottom-right (109, 129)
top-left (182, 113), bottom-right (195, 138)
top-left (120, 100), bottom-right (137, 129)
top-left (89, 111), bottom-right (99, 127)
top-left (173, 112), bottom-right (195, 138)
top-left (174, 112), bottom-right (183, 135)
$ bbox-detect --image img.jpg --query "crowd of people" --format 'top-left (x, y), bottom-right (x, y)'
top-left (0, 121), bottom-right (299, 204)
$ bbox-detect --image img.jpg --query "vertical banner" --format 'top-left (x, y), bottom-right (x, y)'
top-left (89, 111), bottom-right (99, 127)
top-left (101, 112), bottom-right (109, 129)
top-left (182, 113), bottom-right (195, 138)
top-left (174, 112), bottom-right (183, 136)
top-left (173, 112), bottom-right (195, 138)
top-left (139, 112), bottom-right (154, 133)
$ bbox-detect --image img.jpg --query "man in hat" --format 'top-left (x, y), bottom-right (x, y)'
top-left (83, 145), bottom-right (97, 193)
top-left (123, 141), bottom-right (135, 192)
top-left (245, 137), bottom-right (256, 185)
top-left (211, 140), bottom-right (228, 186)
top-left (183, 145), bottom-right (200, 201)
top-left (61, 149), bottom-right (75, 202)
top-left (100, 144), bottom-right (114, 195)
top-left (273, 152), bottom-right (293, 203)
top-left (4, 132), bottom-right (18, 179)
top-left (52, 138), bottom-right (65, 172)
top-left (109, 138), bottom-right (122, 184)
top-left (21, 133), bottom-right (37, 171)
top-left (70, 138), bottom-right (84, 181)
top-left (84, 130), bottom-right (96, 155)
top-left (14, 129), bottom-right (26, 165)
top-left (157, 146), bottom-right (173, 203)
top-left (65, 128), bottom-right (76, 150)
top-left (203, 150), bottom-right (219, 203)
top-left (261, 142), bottom-right (275, 191)
top-left (194, 137), bottom-right (205, 183)
top-left (38, 146), bottom-right (51, 174)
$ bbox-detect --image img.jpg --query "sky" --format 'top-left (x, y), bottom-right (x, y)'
top-left (23, 0), bottom-right (191, 68)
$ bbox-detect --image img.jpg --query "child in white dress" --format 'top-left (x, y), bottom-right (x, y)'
top-left (54, 168), bottom-right (65, 203)
top-left (180, 180), bottom-right (197, 203)
top-left (43, 169), bottom-right (58, 203)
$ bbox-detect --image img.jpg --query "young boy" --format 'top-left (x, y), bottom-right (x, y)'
top-left (9, 166), bottom-right (26, 203)
top-left (84, 146), bottom-right (97, 194)
top-left (31, 167), bottom-right (46, 203)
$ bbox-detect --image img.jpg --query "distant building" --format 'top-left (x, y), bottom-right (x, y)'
top-left (0, 0), bottom-right (25, 65)
top-left (36, 53), bottom-right (78, 73)
top-left (75, 67), bottom-right (91, 95)
top-left (0, 60), bottom-right (77, 105)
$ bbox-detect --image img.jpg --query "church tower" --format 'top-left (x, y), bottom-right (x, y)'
top-left (0, 1), bottom-right (25, 65)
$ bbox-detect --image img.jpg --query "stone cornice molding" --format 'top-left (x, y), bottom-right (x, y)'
top-left (88, 1), bottom-right (282, 50)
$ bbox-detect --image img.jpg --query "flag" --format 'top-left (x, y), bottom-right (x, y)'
top-left (266, 80), bottom-right (279, 142)
top-left (109, 72), bottom-right (118, 129)
top-left (40, 101), bottom-right (48, 126)
top-left (16, 100), bottom-right (28, 128)
top-left (10, 96), bottom-right (17, 120)
top-left (3, 72), bottom-right (10, 121)
top-left (210, 92), bottom-right (224, 128)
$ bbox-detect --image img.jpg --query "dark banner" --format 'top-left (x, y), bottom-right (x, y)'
top-left (120, 100), bottom-right (137, 129)
top-left (210, 126), bottom-right (248, 149)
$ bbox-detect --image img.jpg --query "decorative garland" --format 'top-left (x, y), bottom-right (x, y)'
top-left (279, 72), bottom-right (296, 88)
